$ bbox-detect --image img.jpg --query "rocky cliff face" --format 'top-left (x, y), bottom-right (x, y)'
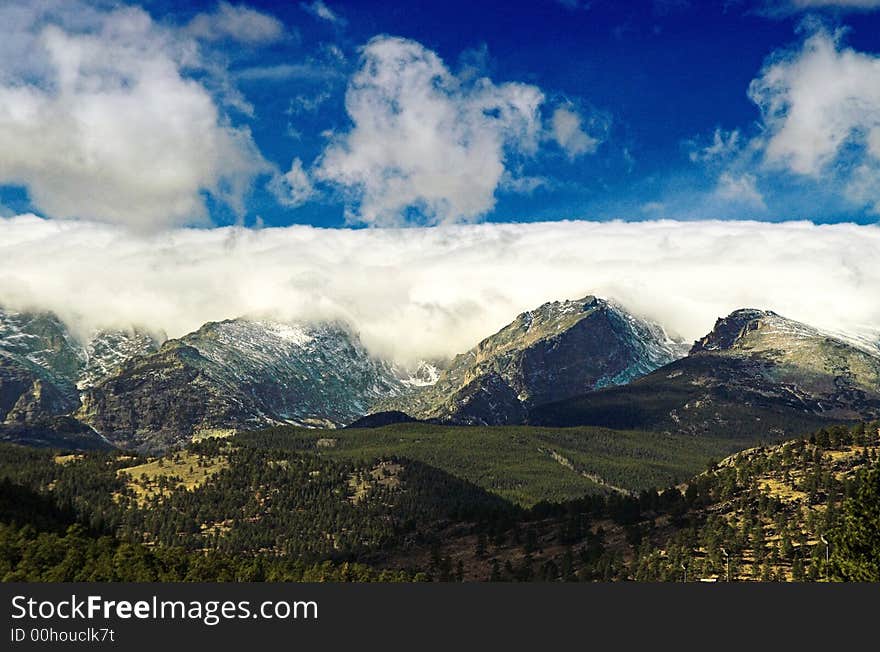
top-left (381, 296), bottom-right (687, 425)
top-left (0, 311), bottom-right (86, 385)
top-left (0, 309), bottom-right (160, 392)
top-left (78, 329), bottom-right (160, 390)
top-left (0, 310), bottom-right (84, 415)
top-left (691, 309), bottom-right (771, 353)
top-left (0, 308), bottom-right (159, 448)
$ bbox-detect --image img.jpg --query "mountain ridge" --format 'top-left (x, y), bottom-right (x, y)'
top-left (76, 317), bottom-right (412, 451)
top-left (530, 307), bottom-right (880, 437)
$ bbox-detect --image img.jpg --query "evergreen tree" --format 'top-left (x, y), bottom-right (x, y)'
top-left (832, 464), bottom-right (880, 581)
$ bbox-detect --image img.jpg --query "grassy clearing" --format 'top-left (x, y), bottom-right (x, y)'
top-left (117, 450), bottom-right (228, 504)
top-left (53, 454), bottom-right (83, 465)
top-left (190, 428), bottom-right (237, 443)
top-left (348, 460), bottom-right (403, 504)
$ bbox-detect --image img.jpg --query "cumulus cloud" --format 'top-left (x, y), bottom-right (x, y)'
top-left (2, 215), bottom-right (878, 366)
top-left (749, 26), bottom-right (880, 177)
top-left (551, 105), bottom-right (600, 159)
top-left (685, 25), bottom-right (880, 216)
top-left (0, 1), bottom-right (268, 231)
top-left (314, 36), bottom-right (545, 226)
top-left (187, 2), bottom-right (285, 44)
top-left (844, 162), bottom-right (880, 212)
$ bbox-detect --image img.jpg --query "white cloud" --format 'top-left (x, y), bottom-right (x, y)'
top-left (749, 27), bottom-right (880, 177)
top-left (0, 1), bottom-right (268, 231)
top-left (688, 128), bottom-right (742, 163)
top-left (500, 172), bottom-right (550, 194)
top-left (2, 215), bottom-right (878, 366)
top-left (187, 2), bottom-right (284, 44)
top-left (288, 91), bottom-right (333, 114)
top-left (758, 1), bottom-right (880, 17)
top-left (551, 105), bottom-right (600, 159)
top-left (302, 1), bottom-right (346, 25)
top-left (844, 162), bottom-right (880, 213)
top-left (315, 36), bottom-right (545, 226)
top-left (681, 25), bottom-right (880, 215)
top-left (270, 158), bottom-right (315, 207)
top-left (715, 172), bottom-right (766, 209)
top-left (236, 42), bottom-right (346, 83)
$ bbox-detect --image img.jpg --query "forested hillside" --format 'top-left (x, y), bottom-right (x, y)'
top-left (1, 421), bottom-right (877, 582)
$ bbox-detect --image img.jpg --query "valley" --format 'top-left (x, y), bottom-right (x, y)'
top-left (240, 422), bottom-right (757, 506)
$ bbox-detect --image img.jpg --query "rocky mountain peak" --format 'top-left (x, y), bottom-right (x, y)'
top-left (691, 308), bottom-right (779, 353)
top-left (379, 295), bottom-right (686, 425)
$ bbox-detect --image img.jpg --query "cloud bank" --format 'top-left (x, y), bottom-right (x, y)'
top-left (1, 215), bottom-right (878, 365)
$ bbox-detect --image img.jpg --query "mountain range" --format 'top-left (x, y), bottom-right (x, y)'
top-left (2, 296), bottom-right (879, 452)
top-left (0, 311), bottom-right (415, 452)
top-left (530, 308), bottom-right (880, 438)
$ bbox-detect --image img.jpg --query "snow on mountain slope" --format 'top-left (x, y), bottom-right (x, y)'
top-left (178, 318), bottom-right (408, 423)
top-left (397, 360), bottom-right (443, 388)
top-left (0, 310), bottom-right (85, 389)
top-left (532, 307), bottom-right (880, 436)
top-left (78, 329), bottom-right (161, 390)
top-left (0, 308), bottom-right (161, 390)
top-left (77, 317), bottom-right (414, 451)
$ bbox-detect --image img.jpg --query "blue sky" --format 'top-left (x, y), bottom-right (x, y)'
top-left (3, 0), bottom-right (880, 229)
